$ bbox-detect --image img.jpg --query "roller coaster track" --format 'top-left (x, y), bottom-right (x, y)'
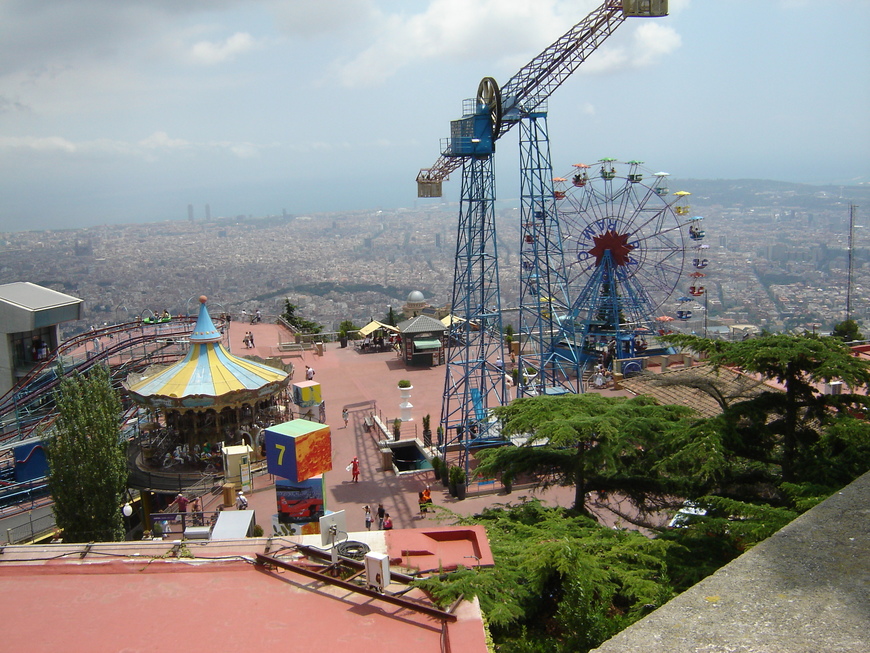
top-left (0, 317), bottom-right (211, 447)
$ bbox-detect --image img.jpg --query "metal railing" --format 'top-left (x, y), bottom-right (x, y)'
top-left (5, 510), bottom-right (55, 544)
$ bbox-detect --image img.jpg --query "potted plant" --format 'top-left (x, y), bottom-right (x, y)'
top-left (431, 455), bottom-right (443, 481)
top-left (447, 466), bottom-right (458, 497)
top-left (436, 425), bottom-right (444, 447)
top-left (397, 379), bottom-right (412, 389)
top-left (422, 414), bottom-right (432, 446)
top-left (392, 417), bottom-right (402, 440)
top-left (449, 465), bottom-right (467, 500)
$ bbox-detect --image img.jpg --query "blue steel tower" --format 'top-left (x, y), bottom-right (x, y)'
top-left (416, 1), bottom-right (670, 477)
top-left (516, 109), bottom-right (581, 397)
top-left (435, 80), bottom-right (507, 473)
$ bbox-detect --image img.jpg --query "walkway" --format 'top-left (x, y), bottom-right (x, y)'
top-left (208, 323), bottom-right (634, 534)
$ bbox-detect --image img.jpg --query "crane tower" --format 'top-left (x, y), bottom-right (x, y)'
top-left (418, 1), bottom-right (669, 474)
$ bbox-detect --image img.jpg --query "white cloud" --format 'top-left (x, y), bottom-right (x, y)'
top-left (334, 0), bottom-right (682, 87)
top-left (633, 22), bottom-right (682, 64)
top-left (0, 131), bottom-right (270, 161)
top-left (189, 32), bottom-right (260, 65)
top-left (139, 132), bottom-right (190, 150)
top-left (0, 136), bottom-right (77, 153)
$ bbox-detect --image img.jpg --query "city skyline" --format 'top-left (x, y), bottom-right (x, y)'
top-left (1, 0), bottom-right (868, 232)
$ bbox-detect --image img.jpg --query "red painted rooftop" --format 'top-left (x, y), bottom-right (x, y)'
top-left (0, 540), bottom-right (488, 653)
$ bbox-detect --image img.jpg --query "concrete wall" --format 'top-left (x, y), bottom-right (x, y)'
top-left (592, 471), bottom-right (870, 653)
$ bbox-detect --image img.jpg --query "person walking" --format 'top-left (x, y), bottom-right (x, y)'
top-left (363, 505), bottom-right (372, 531)
top-left (176, 492), bottom-right (189, 529)
top-left (305, 365), bottom-right (315, 380)
top-left (236, 490), bottom-right (248, 510)
top-left (377, 503), bottom-right (385, 530)
top-left (342, 408), bottom-right (349, 429)
top-left (349, 456), bottom-right (360, 483)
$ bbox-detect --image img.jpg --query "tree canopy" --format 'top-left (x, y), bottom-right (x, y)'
top-left (660, 333), bottom-right (870, 482)
top-left (416, 501), bottom-right (677, 653)
top-left (281, 299), bottom-right (323, 334)
top-left (46, 365), bottom-right (128, 542)
top-left (832, 318), bottom-right (863, 342)
top-left (476, 393), bottom-right (694, 516)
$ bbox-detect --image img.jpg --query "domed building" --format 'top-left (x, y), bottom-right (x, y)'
top-left (402, 290), bottom-right (448, 320)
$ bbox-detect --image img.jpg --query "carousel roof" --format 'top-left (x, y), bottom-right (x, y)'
top-left (125, 296), bottom-right (290, 409)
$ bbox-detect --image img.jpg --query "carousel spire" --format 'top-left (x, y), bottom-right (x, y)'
top-left (189, 295), bottom-right (222, 343)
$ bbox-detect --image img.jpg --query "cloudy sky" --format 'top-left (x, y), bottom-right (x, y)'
top-left (1, 0), bottom-right (867, 232)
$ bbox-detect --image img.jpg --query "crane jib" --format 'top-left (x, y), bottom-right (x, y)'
top-left (416, 0), bottom-right (667, 197)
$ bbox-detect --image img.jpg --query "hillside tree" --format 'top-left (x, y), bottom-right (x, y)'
top-left (476, 393), bottom-right (694, 518)
top-left (46, 365), bottom-right (128, 542)
top-left (661, 333), bottom-right (870, 482)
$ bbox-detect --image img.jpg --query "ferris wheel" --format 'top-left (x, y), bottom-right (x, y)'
top-left (553, 159), bottom-right (700, 366)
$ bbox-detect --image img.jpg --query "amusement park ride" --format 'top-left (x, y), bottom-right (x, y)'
top-left (416, 1), bottom-right (685, 472)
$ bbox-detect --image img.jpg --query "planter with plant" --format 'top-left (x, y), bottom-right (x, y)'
top-left (448, 465), bottom-right (467, 500)
top-left (422, 414), bottom-right (432, 446)
top-left (398, 380), bottom-right (413, 422)
top-left (392, 417), bottom-right (402, 441)
top-left (431, 455), bottom-right (443, 481)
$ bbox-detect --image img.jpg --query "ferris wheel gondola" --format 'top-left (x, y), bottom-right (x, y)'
top-left (554, 159), bottom-right (702, 364)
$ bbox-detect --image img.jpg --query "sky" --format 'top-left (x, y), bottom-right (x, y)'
top-left (0, 0), bottom-right (868, 232)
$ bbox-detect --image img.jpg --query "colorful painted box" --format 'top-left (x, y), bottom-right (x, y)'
top-left (264, 419), bottom-right (332, 482)
top-left (292, 381), bottom-right (322, 407)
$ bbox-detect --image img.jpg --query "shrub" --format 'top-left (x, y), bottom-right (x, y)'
top-left (398, 379), bottom-right (412, 388)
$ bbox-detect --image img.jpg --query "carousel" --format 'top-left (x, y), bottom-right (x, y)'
top-left (124, 296), bottom-right (292, 474)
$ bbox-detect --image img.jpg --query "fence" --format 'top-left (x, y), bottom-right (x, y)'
top-left (5, 510), bottom-right (56, 544)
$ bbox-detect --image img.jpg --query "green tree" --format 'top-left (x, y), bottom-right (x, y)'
top-left (385, 306), bottom-right (398, 327)
top-left (281, 299), bottom-right (322, 334)
top-left (661, 333), bottom-right (870, 482)
top-left (832, 318), bottom-right (863, 342)
top-left (415, 501), bottom-right (677, 653)
top-left (476, 394), bottom-right (694, 515)
top-left (337, 319), bottom-right (361, 339)
top-left (46, 366), bottom-right (128, 542)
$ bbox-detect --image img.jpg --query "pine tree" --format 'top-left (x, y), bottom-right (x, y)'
top-left (476, 393), bottom-right (694, 515)
top-left (46, 365), bottom-right (128, 542)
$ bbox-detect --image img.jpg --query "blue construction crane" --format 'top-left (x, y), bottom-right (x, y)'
top-left (418, 1), bottom-right (669, 476)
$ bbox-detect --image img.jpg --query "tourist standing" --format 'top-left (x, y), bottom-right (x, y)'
top-left (377, 503), bottom-right (385, 529)
top-left (342, 408), bottom-right (349, 428)
top-left (364, 505), bottom-right (372, 531)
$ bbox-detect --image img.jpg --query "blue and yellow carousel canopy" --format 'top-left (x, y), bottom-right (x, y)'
top-left (126, 297), bottom-right (289, 409)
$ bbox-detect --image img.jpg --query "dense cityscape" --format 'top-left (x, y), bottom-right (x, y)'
top-left (1, 177), bottom-right (867, 339)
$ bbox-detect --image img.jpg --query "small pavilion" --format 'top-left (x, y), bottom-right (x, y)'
top-left (397, 315), bottom-right (446, 367)
top-left (124, 296), bottom-right (292, 469)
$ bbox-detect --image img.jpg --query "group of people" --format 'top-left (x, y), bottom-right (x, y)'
top-left (242, 331), bottom-right (255, 348)
top-left (363, 504), bottom-right (392, 531)
top-left (240, 308), bottom-right (262, 324)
